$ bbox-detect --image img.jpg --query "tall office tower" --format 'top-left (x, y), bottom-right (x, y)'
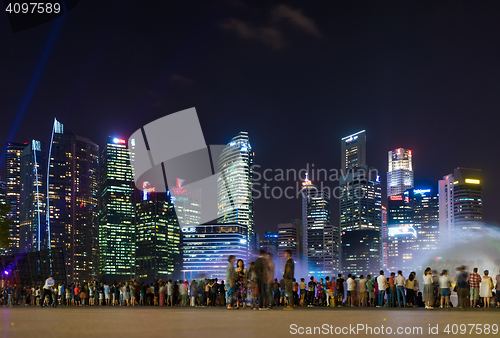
top-left (19, 140), bottom-right (47, 252)
top-left (259, 231), bottom-right (279, 258)
top-left (412, 188), bottom-right (439, 252)
top-left (217, 132), bottom-right (254, 242)
top-left (5, 142), bottom-right (28, 252)
top-left (439, 168), bottom-right (482, 244)
top-left (381, 205), bottom-right (388, 268)
top-left (301, 175), bottom-right (336, 277)
top-left (0, 179), bottom-right (6, 204)
top-left (181, 224), bottom-right (248, 280)
top-left (277, 219), bottom-right (301, 276)
top-left (170, 178), bottom-right (201, 227)
top-left (339, 166), bottom-right (382, 275)
top-left (387, 148), bottom-right (413, 197)
top-left (47, 119), bottom-right (99, 283)
top-left (135, 186), bottom-right (181, 280)
top-left (386, 191), bottom-right (416, 272)
top-left (99, 137), bottom-right (135, 282)
top-left (341, 130), bottom-right (366, 173)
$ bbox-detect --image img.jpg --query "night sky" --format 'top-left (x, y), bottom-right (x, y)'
top-left (2, 0), bottom-right (500, 237)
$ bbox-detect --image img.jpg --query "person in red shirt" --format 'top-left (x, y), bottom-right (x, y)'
top-left (469, 268), bottom-right (481, 308)
top-left (388, 272), bottom-right (396, 307)
top-left (74, 285), bottom-right (81, 306)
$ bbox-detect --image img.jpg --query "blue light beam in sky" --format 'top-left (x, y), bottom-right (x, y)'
top-left (0, 17), bottom-right (65, 168)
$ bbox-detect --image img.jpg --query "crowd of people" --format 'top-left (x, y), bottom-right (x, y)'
top-left (1, 250), bottom-right (499, 310)
top-left (223, 251), bottom-right (499, 311)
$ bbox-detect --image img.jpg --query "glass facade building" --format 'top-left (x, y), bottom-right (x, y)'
top-left (259, 231), bottom-right (278, 258)
top-left (387, 148), bottom-right (413, 197)
top-left (439, 167), bottom-right (482, 243)
top-left (217, 132), bottom-right (254, 243)
top-left (47, 119), bottom-right (99, 283)
top-left (381, 205), bottom-right (388, 268)
top-left (301, 175), bottom-right (336, 277)
top-left (19, 140), bottom-right (47, 252)
top-left (181, 224), bottom-right (248, 280)
top-left (341, 130), bottom-right (366, 172)
top-left (277, 220), bottom-right (301, 276)
top-left (99, 137), bottom-right (135, 281)
top-left (386, 188), bottom-right (440, 273)
top-left (135, 188), bottom-right (181, 281)
top-left (0, 180), bottom-right (5, 205)
top-left (339, 166), bottom-right (382, 275)
top-left (386, 191), bottom-right (416, 272)
top-left (412, 189), bottom-right (439, 252)
top-left (341, 229), bottom-right (381, 276)
top-left (170, 178), bottom-right (201, 227)
top-left (5, 142), bottom-right (28, 253)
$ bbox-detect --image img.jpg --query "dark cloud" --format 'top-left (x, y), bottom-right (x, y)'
top-left (171, 74), bottom-right (196, 86)
top-left (219, 18), bottom-right (285, 49)
top-left (219, 4), bottom-right (321, 49)
top-left (271, 5), bottom-right (323, 38)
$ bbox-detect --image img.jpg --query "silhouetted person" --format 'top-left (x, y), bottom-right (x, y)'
top-left (255, 249), bottom-right (269, 310)
top-left (283, 249), bottom-right (295, 310)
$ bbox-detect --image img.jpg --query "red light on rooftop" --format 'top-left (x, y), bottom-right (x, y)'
top-left (113, 138), bottom-right (126, 144)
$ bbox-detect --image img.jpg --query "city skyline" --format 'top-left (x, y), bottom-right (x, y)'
top-left (2, 117), bottom-right (490, 279)
top-left (1, 1), bottom-right (499, 237)
top-left (0, 116), bottom-right (494, 241)
top-left (2, 3), bottom-right (500, 336)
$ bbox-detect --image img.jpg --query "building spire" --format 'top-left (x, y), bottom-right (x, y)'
top-left (302, 172), bottom-right (312, 186)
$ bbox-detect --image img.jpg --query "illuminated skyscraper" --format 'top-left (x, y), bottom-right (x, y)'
top-left (181, 223), bottom-right (248, 280)
top-left (259, 231), bottom-right (278, 258)
top-left (381, 205), bottom-right (387, 268)
top-left (412, 189), bottom-right (439, 252)
top-left (277, 220), bottom-right (301, 276)
top-left (386, 191), bottom-right (416, 272)
top-left (47, 119), bottom-right (99, 283)
top-left (135, 185), bottom-right (181, 280)
top-left (170, 178), bottom-right (201, 227)
top-left (341, 130), bottom-right (366, 173)
top-left (19, 140), bottom-right (47, 252)
top-left (302, 175), bottom-right (336, 277)
top-left (339, 166), bottom-right (382, 275)
top-left (217, 132), bottom-right (254, 242)
top-left (0, 179), bottom-right (5, 204)
top-left (439, 168), bottom-right (482, 243)
top-left (99, 137), bottom-right (135, 281)
top-left (387, 148), bottom-right (413, 197)
top-left (5, 142), bottom-right (28, 253)
top-left (386, 188), bottom-right (439, 273)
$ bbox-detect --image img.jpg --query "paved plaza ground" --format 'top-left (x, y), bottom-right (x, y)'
top-left (1, 306), bottom-right (499, 338)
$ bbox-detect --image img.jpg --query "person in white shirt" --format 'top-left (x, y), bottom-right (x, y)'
top-left (359, 275), bottom-right (367, 307)
top-left (121, 283), bottom-right (128, 306)
top-left (439, 270), bottom-right (452, 308)
top-left (423, 267), bottom-right (434, 309)
top-left (376, 270), bottom-right (387, 307)
top-left (41, 277), bottom-right (54, 307)
top-left (35, 287), bottom-right (40, 306)
top-left (167, 280), bottom-right (173, 306)
top-left (395, 270), bottom-right (406, 307)
top-left (346, 274), bottom-right (355, 307)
